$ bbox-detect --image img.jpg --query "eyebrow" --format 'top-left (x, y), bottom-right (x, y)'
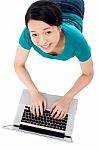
top-left (30, 27), bottom-right (51, 32)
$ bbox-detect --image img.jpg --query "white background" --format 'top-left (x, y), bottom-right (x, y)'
top-left (0, 0), bottom-right (99, 149)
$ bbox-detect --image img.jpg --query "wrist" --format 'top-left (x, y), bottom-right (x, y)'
top-left (29, 87), bottom-right (39, 96)
top-left (64, 93), bottom-right (73, 103)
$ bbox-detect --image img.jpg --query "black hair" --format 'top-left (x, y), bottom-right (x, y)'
top-left (25, 0), bottom-right (62, 27)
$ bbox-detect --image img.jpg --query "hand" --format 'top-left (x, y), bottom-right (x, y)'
top-left (50, 96), bottom-right (71, 120)
top-left (30, 91), bottom-right (47, 117)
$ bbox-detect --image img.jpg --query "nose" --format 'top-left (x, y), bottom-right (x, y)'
top-left (38, 36), bottom-right (48, 46)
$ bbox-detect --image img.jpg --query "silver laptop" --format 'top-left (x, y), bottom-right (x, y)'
top-left (3, 89), bottom-right (78, 143)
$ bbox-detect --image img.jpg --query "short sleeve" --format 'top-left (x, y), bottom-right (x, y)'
top-left (75, 35), bottom-right (91, 62)
top-left (19, 27), bottom-right (33, 50)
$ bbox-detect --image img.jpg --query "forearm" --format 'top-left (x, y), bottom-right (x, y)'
top-left (14, 65), bottom-right (39, 95)
top-left (64, 73), bottom-right (93, 101)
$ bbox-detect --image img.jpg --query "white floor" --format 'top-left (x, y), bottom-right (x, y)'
top-left (0, 0), bottom-right (99, 149)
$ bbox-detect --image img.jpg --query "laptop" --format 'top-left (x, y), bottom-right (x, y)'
top-left (3, 89), bottom-right (78, 143)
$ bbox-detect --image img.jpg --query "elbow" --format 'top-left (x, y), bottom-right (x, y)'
top-left (82, 71), bottom-right (94, 84)
top-left (14, 62), bottom-right (19, 72)
top-left (90, 71), bottom-right (94, 82)
top-left (14, 63), bottom-right (20, 75)
top-left (14, 62), bottom-right (17, 71)
top-left (91, 70), bottom-right (94, 79)
top-left (90, 69), bottom-right (94, 81)
top-left (86, 71), bottom-right (94, 83)
top-left (14, 62), bottom-right (25, 73)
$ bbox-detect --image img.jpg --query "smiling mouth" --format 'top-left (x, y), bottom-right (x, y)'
top-left (41, 43), bottom-right (51, 49)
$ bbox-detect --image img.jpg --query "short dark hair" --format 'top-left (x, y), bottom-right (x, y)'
top-left (25, 0), bottom-right (62, 27)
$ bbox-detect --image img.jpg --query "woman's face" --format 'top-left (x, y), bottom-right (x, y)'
top-left (28, 20), bottom-right (61, 53)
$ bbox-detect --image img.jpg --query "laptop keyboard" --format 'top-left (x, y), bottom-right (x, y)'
top-left (20, 106), bottom-right (68, 131)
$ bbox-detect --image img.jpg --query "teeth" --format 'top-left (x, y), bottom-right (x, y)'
top-left (42, 44), bottom-right (50, 48)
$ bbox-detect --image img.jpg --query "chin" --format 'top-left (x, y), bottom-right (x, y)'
top-left (41, 47), bottom-right (55, 54)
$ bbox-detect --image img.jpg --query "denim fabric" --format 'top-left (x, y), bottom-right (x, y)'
top-left (51, 0), bottom-right (84, 19)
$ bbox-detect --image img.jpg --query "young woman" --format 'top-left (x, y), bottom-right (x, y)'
top-left (14, 0), bottom-right (94, 120)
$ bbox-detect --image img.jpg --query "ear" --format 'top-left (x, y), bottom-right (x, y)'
top-left (58, 25), bottom-right (62, 32)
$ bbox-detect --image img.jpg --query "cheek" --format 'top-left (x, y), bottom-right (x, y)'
top-left (51, 33), bottom-right (60, 44)
top-left (31, 37), bottom-right (38, 45)
top-left (31, 38), bottom-right (39, 46)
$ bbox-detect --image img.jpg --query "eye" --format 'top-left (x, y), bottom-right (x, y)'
top-left (45, 31), bottom-right (52, 35)
top-left (31, 34), bottom-right (38, 37)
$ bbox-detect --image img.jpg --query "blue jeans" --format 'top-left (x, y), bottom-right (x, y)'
top-left (52, 0), bottom-right (84, 19)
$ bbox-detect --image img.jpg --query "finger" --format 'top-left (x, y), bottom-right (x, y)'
top-left (43, 100), bottom-right (47, 111)
top-left (39, 104), bottom-right (43, 116)
top-left (50, 104), bottom-right (56, 113)
top-left (30, 105), bottom-right (36, 116)
top-left (35, 106), bottom-right (40, 117)
top-left (53, 110), bottom-right (62, 119)
top-left (32, 106), bottom-right (36, 116)
top-left (57, 112), bottom-right (64, 120)
top-left (61, 113), bottom-right (67, 120)
top-left (50, 107), bottom-right (57, 118)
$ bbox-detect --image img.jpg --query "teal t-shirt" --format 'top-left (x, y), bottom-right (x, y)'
top-left (19, 13), bottom-right (91, 62)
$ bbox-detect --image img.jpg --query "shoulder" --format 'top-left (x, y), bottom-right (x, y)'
top-left (19, 27), bottom-right (33, 50)
top-left (62, 22), bottom-right (82, 39)
top-left (62, 23), bottom-right (91, 62)
top-left (62, 22), bottom-right (89, 46)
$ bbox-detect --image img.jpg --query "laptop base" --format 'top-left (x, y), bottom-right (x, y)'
top-left (2, 89), bottom-right (78, 143)
top-left (2, 125), bottom-right (73, 143)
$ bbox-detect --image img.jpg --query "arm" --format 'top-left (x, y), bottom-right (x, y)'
top-left (14, 44), bottom-right (38, 94)
top-left (64, 57), bottom-right (94, 100)
top-left (50, 57), bottom-right (94, 119)
top-left (14, 44), bottom-right (47, 116)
